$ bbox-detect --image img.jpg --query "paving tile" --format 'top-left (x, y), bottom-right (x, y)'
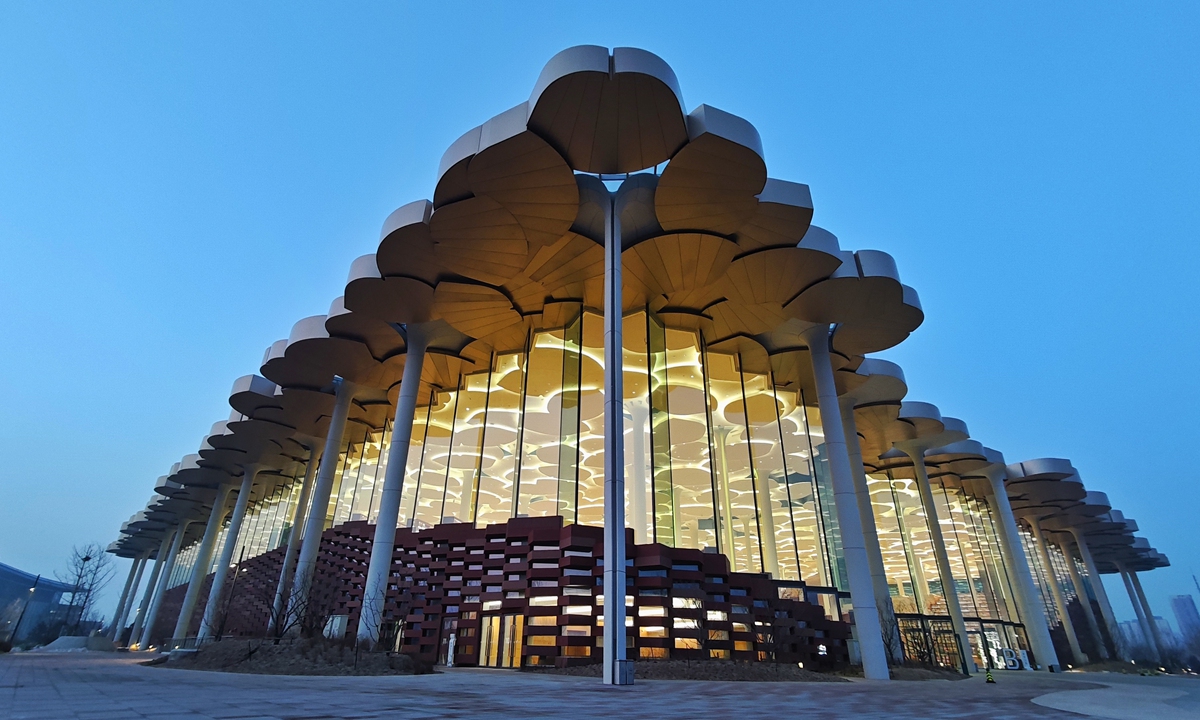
top-left (6, 653), bottom-right (1196, 720)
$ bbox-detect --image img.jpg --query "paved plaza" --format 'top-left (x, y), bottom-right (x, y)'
top-left (2, 653), bottom-right (1199, 720)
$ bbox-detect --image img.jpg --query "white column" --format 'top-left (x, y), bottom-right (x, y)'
top-left (173, 483), bottom-right (233, 641)
top-left (903, 447), bottom-right (976, 674)
top-left (985, 474), bottom-right (1059, 670)
top-left (840, 399), bottom-right (901, 660)
top-left (140, 521), bottom-right (189, 648)
top-left (753, 466), bottom-right (779, 577)
top-left (1056, 537), bottom-right (1108, 660)
top-left (288, 377), bottom-right (356, 630)
top-left (1070, 529), bottom-right (1123, 659)
top-left (1120, 567), bottom-right (1155, 661)
top-left (359, 326), bottom-right (428, 646)
top-left (801, 324), bottom-right (889, 680)
top-left (107, 552), bottom-right (146, 641)
top-left (628, 401), bottom-right (650, 545)
top-left (1128, 568), bottom-right (1165, 663)
top-left (712, 425), bottom-right (737, 567)
top-left (198, 466), bottom-right (259, 641)
top-left (1119, 567), bottom-right (1158, 661)
top-left (128, 531), bottom-right (174, 648)
top-left (1029, 520), bottom-right (1086, 666)
top-left (602, 190), bottom-right (630, 685)
top-left (269, 446), bottom-right (321, 636)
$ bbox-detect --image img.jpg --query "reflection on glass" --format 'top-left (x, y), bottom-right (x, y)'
top-left (705, 351), bottom-right (760, 574)
top-left (475, 351), bottom-right (524, 526)
top-left (777, 397), bottom-right (831, 586)
top-left (200, 306), bottom-right (1031, 647)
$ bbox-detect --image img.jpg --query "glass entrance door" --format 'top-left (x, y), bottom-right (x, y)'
top-left (501, 614), bottom-right (523, 668)
top-left (479, 614), bottom-right (524, 668)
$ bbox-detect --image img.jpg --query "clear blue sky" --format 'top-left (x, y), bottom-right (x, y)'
top-left (2, 2), bottom-right (1197, 629)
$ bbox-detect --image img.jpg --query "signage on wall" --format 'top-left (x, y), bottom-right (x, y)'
top-left (1001, 647), bottom-right (1033, 670)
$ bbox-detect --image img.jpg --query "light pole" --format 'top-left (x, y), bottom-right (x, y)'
top-left (601, 178), bottom-right (631, 686)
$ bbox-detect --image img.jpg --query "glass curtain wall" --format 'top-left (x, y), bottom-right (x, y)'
top-left (864, 472), bottom-right (1020, 623)
top-left (861, 470), bottom-right (1028, 667)
top-left (165, 310), bottom-right (847, 586)
top-left (362, 309), bottom-right (843, 583)
top-left (1020, 527), bottom-right (1061, 627)
top-left (157, 309), bottom-right (1032, 652)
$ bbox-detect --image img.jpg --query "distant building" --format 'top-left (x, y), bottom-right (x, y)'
top-left (1172, 595), bottom-right (1200, 641)
top-left (1154, 616), bottom-right (1180, 647)
top-left (1119, 619), bottom-right (1145, 647)
top-left (0, 562), bottom-right (75, 644)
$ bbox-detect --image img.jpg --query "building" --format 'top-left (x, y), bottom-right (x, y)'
top-left (0, 562), bottom-right (75, 645)
top-left (1171, 595), bottom-right (1200, 642)
top-left (104, 46), bottom-right (1171, 680)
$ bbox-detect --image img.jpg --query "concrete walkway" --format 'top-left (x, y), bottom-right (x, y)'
top-left (0, 652), bottom-right (1189, 719)
top-left (1032, 670), bottom-right (1200, 719)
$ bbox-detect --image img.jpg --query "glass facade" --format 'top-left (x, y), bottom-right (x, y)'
top-left (167, 310), bottom-right (853, 587)
top-left (367, 310), bottom-right (856, 584)
top-left (864, 471), bottom-right (1030, 668)
top-left (160, 309), bottom-right (1043, 669)
top-left (166, 313), bottom-right (1012, 593)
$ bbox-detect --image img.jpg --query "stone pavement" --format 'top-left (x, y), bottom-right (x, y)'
top-left (0, 652), bottom-right (1194, 720)
top-left (1032, 670), bottom-right (1200, 719)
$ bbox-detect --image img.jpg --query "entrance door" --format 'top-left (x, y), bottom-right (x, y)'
top-left (480, 615), bottom-right (502, 667)
top-left (500, 614), bottom-right (523, 668)
top-left (479, 614), bottom-right (524, 668)
top-left (979, 623), bottom-right (1006, 669)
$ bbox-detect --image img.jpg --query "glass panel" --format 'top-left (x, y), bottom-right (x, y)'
top-left (323, 450), bottom-right (349, 530)
top-left (647, 313), bottom-right (674, 544)
top-left (276, 477), bottom-right (302, 549)
top-left (573, 310), bottom-right (649, 530)
top-left (704, 349), bottom-right (760, 574)
top-left (517, 326), bottom-right (567, 518)
top-left (777, 393), bottom-right (830, 586)
top-left (977, 498), bottom-right (1022, 623)
top-left (475, 351), bottom-right (525, 526)
top-left (399, 401), bottom-right (432, 529)
top-left (624, 313), bottom-right (652, 541)
top-left (557, 313), bottom-right (584, 523)
top-left (963, 494), bottom-right (1013, 622)
top-left (1020, 527), bottom-right (1059, 624)
top-left (333, 440), bottom-right (367, 526)
top-left (741, 371), bottom-right (794, 579)
top-left (867, 472), bottom-right (920, 613)
top-left (934, 484), bottom-right (980, 619)
top-left (574, 311), bottom-right (607, 528)
top-left (445, 371), bottom-right (489, 524)
top-left (807, 408), bottom-right (846, 591)
top-left (363, 422), bottom-right (391, 524)
top-left (889, 471), bottom-right (939, 615)
top-left (413, 388), bottom-right (457, 529)
top-left (663, 326), bottom-right (715, 553)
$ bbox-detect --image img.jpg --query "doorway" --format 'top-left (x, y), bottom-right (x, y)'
top-left (479, 614), bottom-right (524, 668)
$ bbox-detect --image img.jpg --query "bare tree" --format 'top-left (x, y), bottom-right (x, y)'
top-left (55, 544), bottom-right (115, 636)
top-left (897, 619), bottom-right (935, 667)
top-left (878, 611), bottom-right (905, 665)
top-left (243, 568), bottom-right (336, 643)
